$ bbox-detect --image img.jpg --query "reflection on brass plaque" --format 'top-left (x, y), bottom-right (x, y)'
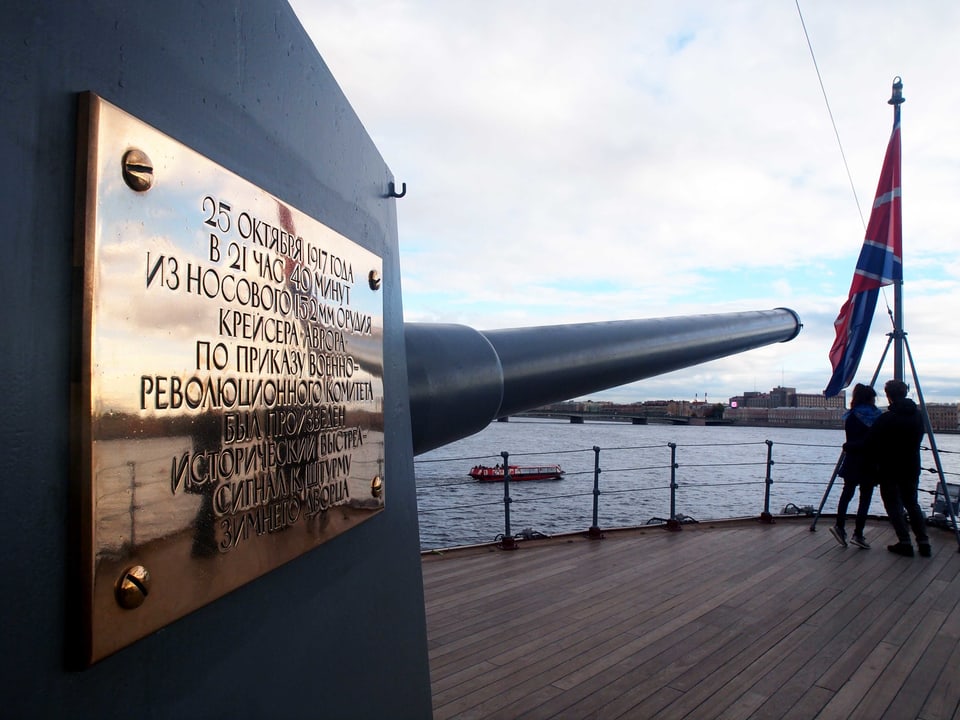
top-left (74, 93), bottom-right (385, 664)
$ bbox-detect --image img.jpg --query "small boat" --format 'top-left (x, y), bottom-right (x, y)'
top-left (469, 464), bottom-right (564, 482)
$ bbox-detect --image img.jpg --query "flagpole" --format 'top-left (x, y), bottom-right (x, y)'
top-left (823, 77), bottom-right (905, 399)
top-left (889, 77), bottom-right (905, 383)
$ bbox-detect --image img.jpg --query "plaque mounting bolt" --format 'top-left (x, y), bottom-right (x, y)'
top-left (115, 565), bottom-right (151, 610)
top-left (371, 475), bottom-right (383, 498)
top-left (368, 270), bottom-right (381, 291)
top-left (122, 149), bottom-right (154, 192)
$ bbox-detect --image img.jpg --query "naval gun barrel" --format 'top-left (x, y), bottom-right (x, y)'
top-left (405, 307), bottom-right (801, 455)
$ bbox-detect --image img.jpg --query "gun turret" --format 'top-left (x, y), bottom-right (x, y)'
top-left (405, 307), bottom-right (801, 454)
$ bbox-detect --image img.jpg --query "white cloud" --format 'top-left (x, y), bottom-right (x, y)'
top-left (290, 0), bottom-right (960, 402)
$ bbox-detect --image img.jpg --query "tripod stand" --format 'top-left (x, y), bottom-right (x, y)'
top-left (811, 331), bottom-right (960, 552)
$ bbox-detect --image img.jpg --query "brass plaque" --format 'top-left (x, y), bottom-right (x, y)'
top-left (74, 94), bottom-right (385, 663)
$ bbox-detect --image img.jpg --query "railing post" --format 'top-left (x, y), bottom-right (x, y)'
top-left (761, 439), bottom-right (775, 523)
top-left (588, 446), bottom-right (604, 539)
top-left (498, 450), bottom-right (518, 549)
top-left (666, 442), bottom-right (682, 531)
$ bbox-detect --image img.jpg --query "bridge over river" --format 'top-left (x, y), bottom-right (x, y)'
top-left (509, 411), bottom-right (733, 426)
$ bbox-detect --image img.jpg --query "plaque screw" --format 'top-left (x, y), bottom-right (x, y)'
top-left (368, 270), bottom-right (381, 291)
top-left (122, 149), bottom-right (154, 192)
top-left (115, 565), bottom-right (151, 609)
top-left (371, 475), bottom-right (383, 498)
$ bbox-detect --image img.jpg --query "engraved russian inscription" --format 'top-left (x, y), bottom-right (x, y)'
top-left (76, 93), bottom-right (384, 663)
top-left (135, 189), bottom-right (379, 554)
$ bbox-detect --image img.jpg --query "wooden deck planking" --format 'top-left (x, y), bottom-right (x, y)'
top-left (422, 518), bottom-right (960, 719)
top-left (432, 531), bottom-right (807, 716)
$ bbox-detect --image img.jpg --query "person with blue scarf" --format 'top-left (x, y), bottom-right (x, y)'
top-left (829, 383), bottom-right (882, 548)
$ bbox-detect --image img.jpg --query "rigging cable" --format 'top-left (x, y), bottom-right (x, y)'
top-left (795, 0), bottom-right (866, 231)
top-left (795, 0), bottom-right (895, 322)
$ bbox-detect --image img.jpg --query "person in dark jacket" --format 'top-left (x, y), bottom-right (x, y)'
top-left (829, 383), bottom-right (882, 549)
top-left (868, 379), bottom-right (930, 557)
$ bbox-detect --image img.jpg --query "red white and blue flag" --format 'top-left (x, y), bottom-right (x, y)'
top-left (824, 115), bottom-right (902, 397)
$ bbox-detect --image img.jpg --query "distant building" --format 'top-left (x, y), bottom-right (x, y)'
top-left (729, 387), bottom-right (845, 411)
top-left (641, 400), bottom-right (670, 418)
top-left (725, 386), bottom-right (846, 427)
top-left (926, 403), bottom-right (959, 433)
top-left (528, 388), bottom-right (960, 433)
top-left (768, 406), bottom-right (843, 428)
top-left (796, 392), bottom-right (845, 410)
top-left (736, 391), bottom-right (769, 409)
top-left (769, 386), bottom-right (795, 408)
top-left (724, 406), bottom-right (769, 423)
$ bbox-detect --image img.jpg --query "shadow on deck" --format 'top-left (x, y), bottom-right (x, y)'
top-left (422, 517), bottom-right (960, 719)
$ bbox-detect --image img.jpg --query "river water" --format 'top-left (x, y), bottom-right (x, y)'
top-left (414, 418), bottom-right (960, 550)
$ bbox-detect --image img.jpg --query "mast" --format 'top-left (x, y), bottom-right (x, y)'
top-left (823, 78), bottom-right (906, 399)
top-left (888, 77), bottom-right (905, 383)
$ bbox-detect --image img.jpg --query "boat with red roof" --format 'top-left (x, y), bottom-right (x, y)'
top-left (468, 464), bottom-right (564, 482)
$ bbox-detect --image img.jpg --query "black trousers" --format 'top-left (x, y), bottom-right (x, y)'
top-left (836, 478), bottom-right (874, 535)
top-left (879, 475), bottom-right (929, 545)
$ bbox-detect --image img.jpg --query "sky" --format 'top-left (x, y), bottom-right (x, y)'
top-left (287, 0), bottom-right (960, 405)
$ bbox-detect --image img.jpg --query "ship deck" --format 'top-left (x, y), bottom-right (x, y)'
top-left (422, 517), bottom-right (960, 719)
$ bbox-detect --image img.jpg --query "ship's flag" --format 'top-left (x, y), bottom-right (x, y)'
top-left (824, 116), bottom-right (902, 397)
